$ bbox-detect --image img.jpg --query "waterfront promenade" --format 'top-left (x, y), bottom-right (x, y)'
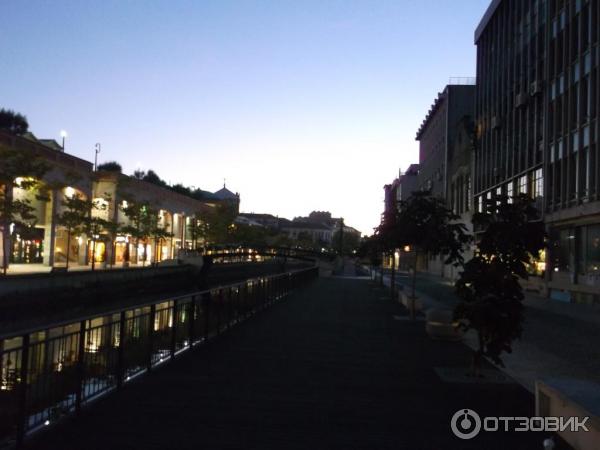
top-left (25, 273), bottom-right (567, 449)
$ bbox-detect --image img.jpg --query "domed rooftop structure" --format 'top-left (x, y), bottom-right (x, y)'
top-left (213, 182), bottom-right (239, 200)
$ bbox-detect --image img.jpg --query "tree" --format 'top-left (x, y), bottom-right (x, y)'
top-left (170, 183), bottom-right (192, 197)
top-left (142, 170), bottom-right (167, 188)
top-left (96, 161), bottom-right (122, 173)
top-left (229, 223), bottom-right (269, 248)
top-left (132, 169), bottom-right (145, 180)
top-left (187, 212), bottom-right (209, 250)
top-left (202, 204), bottom-right (237, 245)
top-left (147, 212), bottom-right (173, 264)
top-left (0, 109), bottom-right (29, 135)
top-left (0, 147), bottom-right (49, 274)
top-left (454, 194), bottom-right (545, 376)
top-left (81, 197), bottom-right (112, 271)
top-left (121, 199), bottom-right (155, 266)
top-left (377, 191), bottom-right (471, 312)
top-left (333, 229), bottom-right (361, 256)
top-left (55, 193), bottom-right (90, 270)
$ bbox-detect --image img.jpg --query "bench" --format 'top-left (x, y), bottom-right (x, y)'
top-left (425, 308), bottom-right (462, 341)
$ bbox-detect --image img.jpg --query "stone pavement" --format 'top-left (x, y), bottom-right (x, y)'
top-left (25, 276), bottom-right (569, 450)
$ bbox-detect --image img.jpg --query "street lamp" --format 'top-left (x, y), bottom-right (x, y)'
top-left (60, 130), bottom-right (68, 150)
top-left (94, 143), bottom-right (101, 171)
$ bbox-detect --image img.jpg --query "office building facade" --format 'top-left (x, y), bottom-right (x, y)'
top-left (474, 0), bottom-right (600, 301)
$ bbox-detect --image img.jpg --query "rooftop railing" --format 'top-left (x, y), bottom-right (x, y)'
top-left (0, 266), bottom-right (318, 448)
top-left (448, 77), bottom-right (476, 85)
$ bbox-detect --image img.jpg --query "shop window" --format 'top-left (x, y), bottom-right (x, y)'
top-left (585, 225), bottom-right (600, 275)
top-left (551, 228), bottom-right (575, 273)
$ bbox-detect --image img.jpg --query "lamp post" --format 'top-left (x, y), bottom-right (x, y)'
top-left (94, 143), bottom-right (101, 171)
top-left (60, 130), bottom-right (68, 150)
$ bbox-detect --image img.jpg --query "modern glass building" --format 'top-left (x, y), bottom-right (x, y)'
top-left (474, 0), bottom-right (599, 302)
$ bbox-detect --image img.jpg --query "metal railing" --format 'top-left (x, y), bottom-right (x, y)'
top-left (0, 266), bottom-right (319, 448)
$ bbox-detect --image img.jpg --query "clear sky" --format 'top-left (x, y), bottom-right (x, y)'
top-left (2, 0), bottom-right (491, 235)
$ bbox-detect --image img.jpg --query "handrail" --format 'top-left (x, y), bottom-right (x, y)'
top-left (0, 267), bottom-right (313, 341)
top-left (0, 265), bottom-right (319, 448)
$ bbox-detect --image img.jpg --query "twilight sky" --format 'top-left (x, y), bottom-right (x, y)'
top-left (2, 0), bottom-right (490, 235)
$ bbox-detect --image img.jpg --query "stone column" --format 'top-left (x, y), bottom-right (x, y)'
top-left (43, 188), bottom-right (59, 266)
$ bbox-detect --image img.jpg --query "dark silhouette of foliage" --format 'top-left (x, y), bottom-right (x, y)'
top-left (0, 147), bottom-right (49, 273)
top-left (376, 191), bottom-right (471, 299)
top-left (357, 235), bottom-right (383, 267)
top-left (454, 194), bottom-right (545, 374)
top-left (170, 183), bottom-right (192, 196)
top-left (333, 229), bottom-right (360, 255)
top-left (0, 109), bottom-right (29, 135)
top-left (55, 193), bottom-right (91, 270)
top-left (142, 170), bottom-right (167, 187)
top-left (97, 161), bottom-right (122, 173)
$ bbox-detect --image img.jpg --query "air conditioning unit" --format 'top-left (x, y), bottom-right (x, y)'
top-left (515, 92), bottom-right (528, 108)
top-left (530, 80), bottom-right (543, 96)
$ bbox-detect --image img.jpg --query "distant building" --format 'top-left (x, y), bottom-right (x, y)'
top-left (212, 183), bottom-right (240, 215)
top-left (235, 213), bottom-right (280, 229)
top-left (416, 83), bottom-right (475, 198)
top-left (0, 129), bottom-right (235, 270)
top-left (279, 219), bottom-right (334, 245)
top-left (397, 164), bottom-right (420, 202)
top-left (415, 83), bottom-right (475, 277)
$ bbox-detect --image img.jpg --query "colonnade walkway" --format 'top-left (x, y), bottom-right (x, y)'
top-left (25, 275), bottom-right (562, 450)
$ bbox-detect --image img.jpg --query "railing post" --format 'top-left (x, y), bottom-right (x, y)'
top-left (188, 296), bottom-right (196, 346)
top-left (216, 290), bottom-right (222, 334)
top-left (203, 292), bottom-right (210, 341)
top-left (147, 304), bottom-right (156, 371)
top-left (16, 333), bottom-right (30, 449)
top-left (75, 320), bottom-right (86, 414)
top-left (226, 287), bottom-right (233, 329)
top-left (170, 300), bottom-right (178, 358)
top-left (116, 311), bottom-right (126, 389)
top-left (242, 283), bottom-right (248, 318)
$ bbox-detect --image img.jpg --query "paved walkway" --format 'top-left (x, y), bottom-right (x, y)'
top-left (26, 277), bottom-right (567, 449)
top-left (376, 268), bottom-right (600, 392)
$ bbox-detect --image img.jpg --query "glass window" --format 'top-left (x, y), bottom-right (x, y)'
top-left (585, 225), bottom-right (600, 275)
top-left (573, 61), bottom-right (580, 82)
top-left (584, 52), bottom-right (592, 74)
top-left (507, 181), bottom-right (514, 202)
top-left (583, 125), bottom-right (590, 147)
top-left (558, 139), bottom-right (564, 159)
top-left (533, 168), bottom-right (544, 198)
top-left (519, 175), bottom-right (528, 194)
top-left (552, 228), bottom-right (574, 273)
